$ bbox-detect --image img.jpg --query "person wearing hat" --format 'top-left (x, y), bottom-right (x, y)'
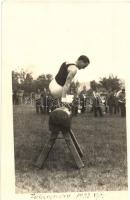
top-left (117, 88), bottom-right (126, 117)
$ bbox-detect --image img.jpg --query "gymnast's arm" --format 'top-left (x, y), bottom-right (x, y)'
top-left (62, 65), bottom-right (77, 98)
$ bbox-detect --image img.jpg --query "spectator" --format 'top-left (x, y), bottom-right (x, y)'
top-left (92, 89), bottom-right (103, 117)
top-left (101, 95), bottom-right (108, 113)
top-left (35, 89), bottom-right (41, 113)
top-left (117, 88), bottom-right (126, 117)
top-left (107, 90), bottom-right (117, 115)
top-left (79, 86), bottom-right (87, 113)
top-left (41, 89), bottom-right (47, 113)
top-left (17, 90), bottom-right (24, 105)
top-left (115, 91), bottom-right (120, 114)
top-left (72, 93), bottom-right (79, 116)
top-left (45, 90), bottom-right (53, 113)
top-left (13, 90), bottom-right (18, 105)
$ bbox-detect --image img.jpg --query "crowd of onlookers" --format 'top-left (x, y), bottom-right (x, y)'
top-left (74, 86), bottom-right (126, 117)
top-left (13, 86), bottom-right (126, 118)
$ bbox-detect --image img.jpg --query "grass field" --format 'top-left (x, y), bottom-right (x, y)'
top-left (13, 105), bottom-right (128, 193)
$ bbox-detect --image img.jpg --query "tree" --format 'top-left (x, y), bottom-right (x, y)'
top-left (24, 73), bottom-right (33, 83)
top-left (21, 73), bottom-right (33, 93)
top-left (90, 80), bottom-right (99, 91)
top-left (12, 69), bottom-right (34, 95)
top-left (99, 75), bottom-right (121, 91)
top-left (12, 70), bottom-right (20, 91)
top-left (36, 73), bottom-right (53, 90)
top-left (37, 74), bottom-right (46, 81)
top-left (46, 74), bottom-right (53, 81)
top-left (18, 69), bottom-right (26, 84)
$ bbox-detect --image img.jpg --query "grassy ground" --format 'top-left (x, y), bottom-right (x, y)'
top-left (13, 105), bottom-right (128, 193)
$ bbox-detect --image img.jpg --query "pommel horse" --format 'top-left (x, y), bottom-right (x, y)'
top-left (35, 106), bottom-right (84, 169)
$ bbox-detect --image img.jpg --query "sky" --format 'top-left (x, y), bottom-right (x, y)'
top-left (3, 0), bottom-right (130, 85)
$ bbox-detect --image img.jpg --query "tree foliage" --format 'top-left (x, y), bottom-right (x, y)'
top-left (12, 69), bottom-right (123, 96)
top-left (12, 69), bottom-right (53, 95)
top-left (90, 80), bottom-right (100, 90)
top-left (99, 75), bottom-right (122, 91)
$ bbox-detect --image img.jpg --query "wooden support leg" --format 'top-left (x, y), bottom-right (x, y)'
top-left (35, 131), bottom-right (59, 168)
top-left (63, 131), bottom-right (84, 169)
top-left (69, 129), bottom-right (83, 158)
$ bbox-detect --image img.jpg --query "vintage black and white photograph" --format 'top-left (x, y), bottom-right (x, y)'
top-left (2, 0), bottom-right (129, 197)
